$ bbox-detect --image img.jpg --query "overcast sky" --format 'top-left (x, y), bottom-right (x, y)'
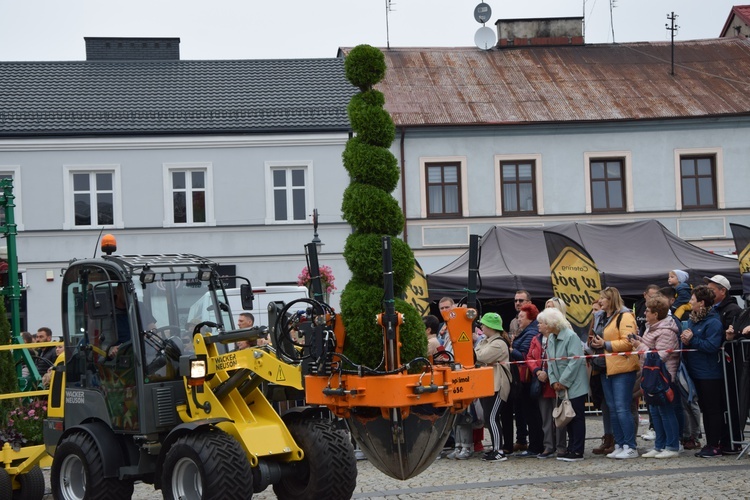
top-left (0, 0), bottom-right (742, 61)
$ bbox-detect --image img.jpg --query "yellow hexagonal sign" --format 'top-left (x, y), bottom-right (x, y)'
top-left (549, 246), bottom-right (601, 327)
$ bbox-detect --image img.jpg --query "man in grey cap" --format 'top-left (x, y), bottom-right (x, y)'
top-left (703, 275), bottom-right (741, 330)
top-left (703, 274), bottom-right (743, 454)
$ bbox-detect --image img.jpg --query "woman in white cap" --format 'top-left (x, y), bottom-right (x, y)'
top-left (474, 312), bottom-right (512, 462)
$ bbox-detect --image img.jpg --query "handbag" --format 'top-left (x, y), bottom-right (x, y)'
top-left (552, 390), bottom-right (576, 428)
top-left (529, 375), bottom-right (542, 399)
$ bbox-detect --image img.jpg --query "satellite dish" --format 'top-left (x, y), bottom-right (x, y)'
top-left (474, 26), bottom-right (496, 50)
top-left (474, 3), bottom-right (492, 24)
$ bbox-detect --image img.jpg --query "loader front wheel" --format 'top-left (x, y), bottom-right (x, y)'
top-left (162, 428), bottom-right (253, 500)
top-left (0, 468), bottom-right (12, 499)
top-left (51, 432), bottom-right (134, 500)
top-left (13, 465), bottom-right (45, 500)
top-left (273, 418), bottom-right (356, 500)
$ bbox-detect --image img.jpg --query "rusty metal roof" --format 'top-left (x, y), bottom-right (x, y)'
top-left (343, 38), bottom-right (750, 127)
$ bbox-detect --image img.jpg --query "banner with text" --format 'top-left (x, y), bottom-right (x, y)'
top-left (543, 230), bottom-right (602, 334)
top-left (404, 260), bottom-right (431, 317)
top-left (729, 223), bottom-right (750, 295)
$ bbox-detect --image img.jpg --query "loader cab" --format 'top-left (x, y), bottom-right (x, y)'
top-left (57, 253), bottom-right (235, 437)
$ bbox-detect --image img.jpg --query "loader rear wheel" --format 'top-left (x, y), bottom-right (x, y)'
top-left (51, 432), bottom-right (134, 500)
top-left (162, 428), bottom-right (253, 500)
top-left (273, 418), bottom-right (356, 500)
top-left (0, 468), bottom-right (12, 499)
top-left (13, 465), bottom-right (45, 500)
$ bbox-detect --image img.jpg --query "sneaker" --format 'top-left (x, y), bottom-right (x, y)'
top-left (537, 450), bottom-right (555, 459)
top-left (513, 442), bottom-right (528, 452)
top-left (682, 438), bottom-right (701, 450)
top-left (515, 450), bottom-right (538, 458)
top-left (354, 449), bottom-right (367, 461)
top-left (606, 444), bottom-right (623, 459)
top-left (641, 449), bottom-right (663, 458)
top-left (482, 450), bottom-right (508, 462)
top-left (695, 445), bottom-right (722, 458)
top-left (456, 448), bottom-right (472, 460)
top-left (556, 451), bottom-right (584, 462)
top-left (446, 448), bottom-right (460, 460)
top-left (641, 429), bottom-right (656, 441)
top-left (655, 450), bottom-right (679, 459)
top-left (615, 445), bottom-right (639, 459)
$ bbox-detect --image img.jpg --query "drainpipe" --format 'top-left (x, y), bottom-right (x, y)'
top-left (399, 127), bottom-right (408, 244)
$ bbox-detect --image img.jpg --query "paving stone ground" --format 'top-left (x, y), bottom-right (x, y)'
top-left (41, 416), bottom-right (750, 499)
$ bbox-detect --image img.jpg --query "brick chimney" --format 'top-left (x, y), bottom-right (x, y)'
top-left (84, 37), bottom-right (180, 60)
top-left (495, 17), bottom-right (584, 47)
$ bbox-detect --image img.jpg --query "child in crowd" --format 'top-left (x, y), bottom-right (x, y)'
top-left (667, 270), bottom-right (691, 313)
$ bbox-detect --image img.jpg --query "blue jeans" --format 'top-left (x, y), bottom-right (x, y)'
top-left (651, 401), bottom-right (680, 451)
top-left (601, 371), bottom-right (637, 449)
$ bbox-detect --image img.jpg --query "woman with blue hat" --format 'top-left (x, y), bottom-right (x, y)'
top-left (475, 312), bottom-right (512, 462)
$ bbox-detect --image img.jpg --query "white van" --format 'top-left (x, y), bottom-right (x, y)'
top-left (187, 285), bottom-right (309, 330)
top-left (226, 285), bottom-right (309, 327)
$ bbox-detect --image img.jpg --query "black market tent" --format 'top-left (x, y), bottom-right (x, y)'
top-left (427, 220), bottom-right (742, 300)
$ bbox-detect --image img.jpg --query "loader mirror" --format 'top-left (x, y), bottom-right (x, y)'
top-left (240, 284), bottom-right (254, 310)
top-left (87, 287), bottom-right (113, 319)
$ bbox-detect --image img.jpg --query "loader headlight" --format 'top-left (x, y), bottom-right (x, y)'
top-left (190, 359), bottom-right (207, 379)
top-left (181, 355), bottom-right (208, 387)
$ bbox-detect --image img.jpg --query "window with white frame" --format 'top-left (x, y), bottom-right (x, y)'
top-left (272, 167), bottom-right (307, 222)
top-left (163, 163), bottom-right (214, 226)
top-left (63, 166), bottom-right (122, 229)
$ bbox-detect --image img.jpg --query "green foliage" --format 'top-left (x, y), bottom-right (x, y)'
top-left (340, 45), bottom-right (425, 369)
top-left (341, 184), bottom-right (404, 235)
top-left (340, 282), bottom-right (426, 369)
top-left (347, 94), bottom-right (396, 147)
top-left (0, 300), bottom-right (17, 416)
top-left (342, 137), bottom-right (399, 192)
top-left (344, 45), bottom-right (386, 90)
top-left (344, 234), bottom-right (415, 295)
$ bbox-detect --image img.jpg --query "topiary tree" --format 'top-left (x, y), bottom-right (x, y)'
top-left (0, 299), bottom-right (18, 417)
top-left (340, 45), bottom-right (425, 368)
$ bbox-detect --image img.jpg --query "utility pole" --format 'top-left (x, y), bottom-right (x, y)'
top-left (666, 12), bottom-right (679, 76)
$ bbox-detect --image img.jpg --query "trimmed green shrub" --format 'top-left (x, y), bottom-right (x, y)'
top-left (341, 184), bottom-right (404, 235)
top-left (0, 300), bottom-right (17, 416)
top-left (342, 137), bottom-right (399, 192)
top-left (340, 45), bottom-right (425, 369)
top-left (344, 45), bottom-right (386, 91)
top-left (340, 282), bottom-right (426, 369)
top-left (347, 96), bottom-right (396, 147)
top-left (344, 234), bottom-right (415, 295)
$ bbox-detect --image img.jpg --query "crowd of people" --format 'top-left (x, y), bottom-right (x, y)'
top-left (424, 271), bottom-right (749, 463)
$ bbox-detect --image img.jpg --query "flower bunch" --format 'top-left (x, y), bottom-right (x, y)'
top-left (3, 399), bottom-right (47, 446)
top-left (297, 265), bottom-right (337, 294)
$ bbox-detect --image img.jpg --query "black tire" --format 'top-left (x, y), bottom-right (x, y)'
top-left (51, 432), bottom-right (134, 500)
top-left (273, 419), bottom-right (357, 500)
top-left (13, 465), bottom-right (45, 500)
top-left (162, 428), bottom-right (253, 500)
top-left (0, 468), bottom-right (12, 499)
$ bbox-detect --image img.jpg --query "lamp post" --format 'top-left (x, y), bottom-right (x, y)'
top-left (311, 208), bottom-right (324, 254)
top-left (306, 208), bottom-right (325, 302)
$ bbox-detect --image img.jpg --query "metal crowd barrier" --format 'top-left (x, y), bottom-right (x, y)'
top-left (721, 338), bottom-right (750, 460)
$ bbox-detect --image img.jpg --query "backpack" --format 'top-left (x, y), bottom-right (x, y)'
top-left (640, 352), bottom-right (674, 406)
